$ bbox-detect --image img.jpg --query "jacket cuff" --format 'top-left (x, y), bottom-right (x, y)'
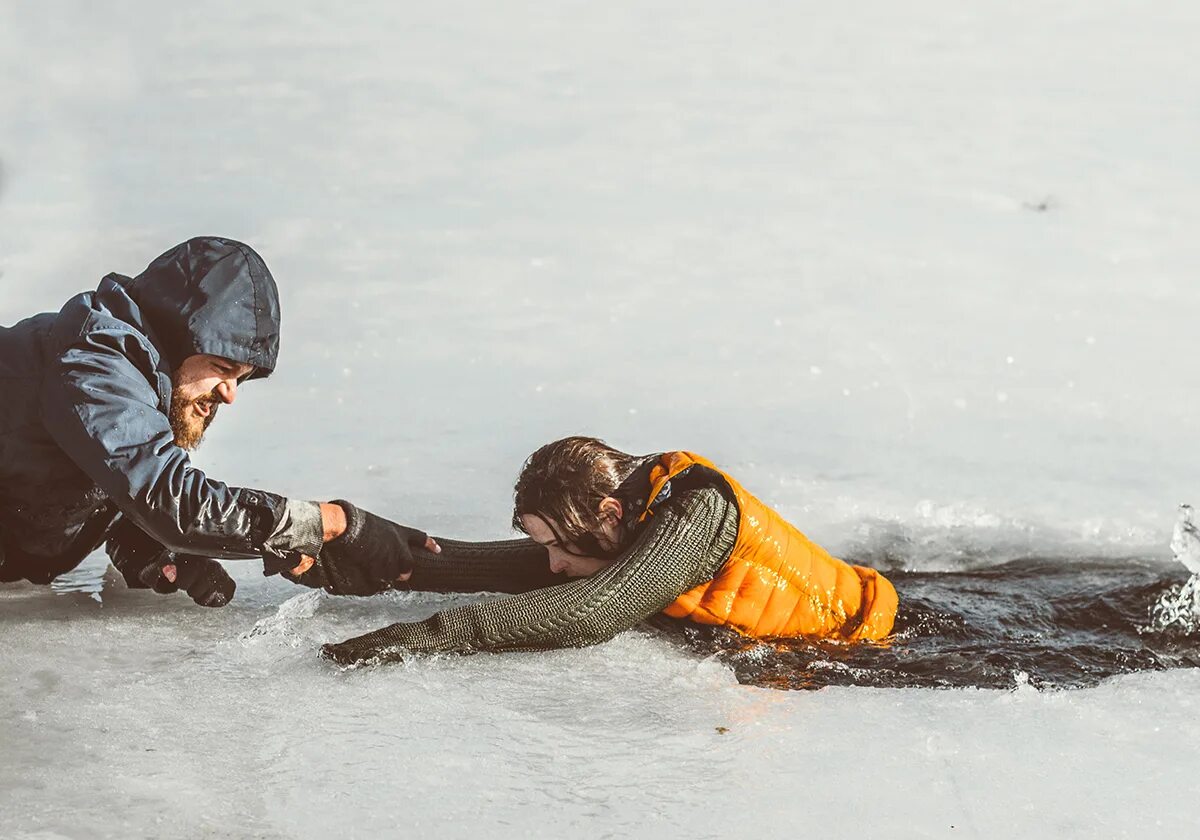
top-left (263, 499), bottom-right (325, 559)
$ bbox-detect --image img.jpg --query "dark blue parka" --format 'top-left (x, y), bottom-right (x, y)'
top-left (0, 237), bottom-right (320, 584)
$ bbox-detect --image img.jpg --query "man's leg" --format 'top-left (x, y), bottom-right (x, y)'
top-left (0, 534), bottom-right (14, 582)
top-left (0, 504), bottom-right (119, 585)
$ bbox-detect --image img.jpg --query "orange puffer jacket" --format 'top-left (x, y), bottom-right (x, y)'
top-left (641, 452), bottom-right (897, 641)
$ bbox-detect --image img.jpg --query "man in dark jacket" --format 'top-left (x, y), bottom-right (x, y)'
top-left (0, 236), bottom-right (434, 606)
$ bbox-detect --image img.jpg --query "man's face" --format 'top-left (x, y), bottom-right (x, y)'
top-left (169, 354), bottom-right (255, 450)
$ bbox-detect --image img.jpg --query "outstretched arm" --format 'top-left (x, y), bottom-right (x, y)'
top-left (399, 537), bottom-right (562, 594)
top-left (322, 486), bottom-right (739, 664)
top-left (280, 535), bottom-right (559, 594)
top-left (41, 327), bottom-right (323, 561)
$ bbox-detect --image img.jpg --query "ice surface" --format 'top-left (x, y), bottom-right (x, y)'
top-left (3, 0), bottom-right (1200, 837)
top-left (3, 576), bottom-right (1200, 839)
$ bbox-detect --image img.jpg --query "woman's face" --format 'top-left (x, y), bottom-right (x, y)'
top-left (520, 511), bottom-right (621, 578)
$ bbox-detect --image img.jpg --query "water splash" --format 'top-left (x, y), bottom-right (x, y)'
top-left (1169, 504), bottom-right (1200, 575)
top-left (1146, 576), bottom-right (1200, 635)
top-left (1145, 504), bottom-right (1200, 634)
top-left (240, 589), bottom-right (325, 647)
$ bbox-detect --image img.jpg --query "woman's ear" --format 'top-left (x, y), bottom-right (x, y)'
top-left (598, 496), bottom-right (624, 523)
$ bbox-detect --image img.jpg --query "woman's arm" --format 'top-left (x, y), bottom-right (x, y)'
top-left (322, 486), bottom-right (739, 664)
top-left (281, 536), bottom-right (563, 594)
top-left (400, 537), bottom-right (562, 594)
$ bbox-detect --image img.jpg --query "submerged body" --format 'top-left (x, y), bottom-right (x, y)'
top-left (324, 449), bottom-right (898, 664)
top-left (647, 452), bottom-right (896, 641)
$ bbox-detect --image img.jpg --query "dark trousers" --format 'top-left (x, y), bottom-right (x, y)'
top-left (0, 503), bottom-right (119, 584)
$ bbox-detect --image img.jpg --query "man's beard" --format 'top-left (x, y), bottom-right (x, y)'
top-left (168, 388), bottom-right (219, 451)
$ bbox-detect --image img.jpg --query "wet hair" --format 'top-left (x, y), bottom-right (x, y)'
top-left (512, 436), bottom-right (643, 548)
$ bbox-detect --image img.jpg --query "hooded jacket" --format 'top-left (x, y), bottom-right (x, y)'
top-left (0, 237), bottom-right (321, 582)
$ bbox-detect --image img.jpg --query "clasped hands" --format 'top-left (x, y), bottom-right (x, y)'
top-left (270, 500), bottom-right (441, 596)
top-left (111, 501), bottom-right (436, 605)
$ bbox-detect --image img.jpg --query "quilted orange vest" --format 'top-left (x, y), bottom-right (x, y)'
top-left (640, 452), bottom-right (897, 641)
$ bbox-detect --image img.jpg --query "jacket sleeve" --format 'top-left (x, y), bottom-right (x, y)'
top-left (41, 324), bottom-right (319, 560)
top-left (322, 486), bottom-right (740, 663)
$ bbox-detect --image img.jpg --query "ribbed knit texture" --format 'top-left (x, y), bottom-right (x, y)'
top-left (323, 486), bottom-right (738, 663)
top-left (400, 537), bottom-right (563, 594)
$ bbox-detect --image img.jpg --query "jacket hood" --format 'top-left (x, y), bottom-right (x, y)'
top-left (120, 237), bottom-right (281, 379)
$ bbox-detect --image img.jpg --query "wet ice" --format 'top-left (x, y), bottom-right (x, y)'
top-left (4, 0), bottom-right (1200, 837)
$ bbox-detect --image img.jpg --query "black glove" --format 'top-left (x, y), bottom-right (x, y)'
top-left (122, 554), bottom-right (235, 607)
top-left (280, 501), bottom-right (428, 596)
top-left (108, 516), bottom-right (173, 590)
top-left (169, 557), bottom-right (236, 607)
top-left (107, 517), bottom-right (234, 607)
top-left (267, 551), bottom-right (318, 585)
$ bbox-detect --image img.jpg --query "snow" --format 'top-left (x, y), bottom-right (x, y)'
top-left (3, 1), bottom-right (1200, 837)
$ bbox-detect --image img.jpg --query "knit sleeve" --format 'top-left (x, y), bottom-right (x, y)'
top-left (321, 485), bottom-right (739, 664)
top-left (398, 537), bottom-right (563, 594)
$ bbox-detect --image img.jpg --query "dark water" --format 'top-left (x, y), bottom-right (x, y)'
top-left (658, 557), bottom-right (1200, 690)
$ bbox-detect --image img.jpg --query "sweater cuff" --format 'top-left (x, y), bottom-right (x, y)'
top-left (263, 499), bottom-right (325, 559)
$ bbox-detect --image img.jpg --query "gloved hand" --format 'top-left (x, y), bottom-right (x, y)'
top-left (275, 501), bottom-right (432, 596)
top-left (167, 557), bottom-right (236, 607)
top-left (107, 517), bottom-right (235, 606)
top-left (108, 516), bottom-right (172, 589)
top-left (122, 555), bottom-right (235, 607)
top-left (271, 551), bottom-right (329, 590)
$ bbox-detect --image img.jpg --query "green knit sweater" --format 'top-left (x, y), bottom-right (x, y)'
top-left (322, 486), bottom-right (739, 664)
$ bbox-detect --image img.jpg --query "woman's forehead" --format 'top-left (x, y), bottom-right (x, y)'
top-left (520, 514), bottom-right (558, 543)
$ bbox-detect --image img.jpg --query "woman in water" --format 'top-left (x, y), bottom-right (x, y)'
top-left (320, 436), bottom-right (898, 664)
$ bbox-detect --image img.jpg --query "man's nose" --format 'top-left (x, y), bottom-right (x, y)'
top-left (548, 555), bottom-right (567, 574)
top-left (215, 378), bottom-right (238, 404)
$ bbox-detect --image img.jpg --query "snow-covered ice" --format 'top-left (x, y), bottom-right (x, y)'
top-left (3, 1), bottom-right (1200, 837)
